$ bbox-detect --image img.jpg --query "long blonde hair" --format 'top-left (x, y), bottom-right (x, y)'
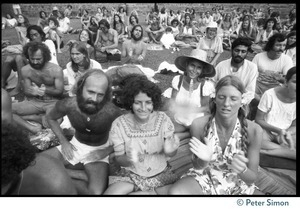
top-left (203, 75), bottom-right (249, 155)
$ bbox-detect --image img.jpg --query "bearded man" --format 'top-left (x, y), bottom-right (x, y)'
top-left (43, 69), bottom-right (121, 195)
top-left (11, 41), bottom-right (64, 134)
top-left (214, 37), bottom-right (259, 105)
top-left (121, 24), bottom-right (147, 65)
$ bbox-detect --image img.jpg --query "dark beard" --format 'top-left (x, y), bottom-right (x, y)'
top-left (233, 56), bottom-right (244, 64)
top-left (29, 60), bottom-right (46, 70)
top-left (132, 33), bottom-right (142, 41)
top-left (77, 93), bottom-right (106, 115)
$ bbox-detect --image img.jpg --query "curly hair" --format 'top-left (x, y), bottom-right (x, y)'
top-left (23, 41), bottom-right (51, 63)
top-left (231, 37), bottom-right (253, 51)
top-left (121, 74), bottom-right (162, 111)
top-left (74, 69), bottom-right (112, 104)
top-left (263, 17), bottom-right (277, 30)
top-left (99, 19), bottom-right (110, 29)
top-left (264, 33), bottom-right (286, 52)
top-left (69, 41), bottom-right (91, 73)
top-left (203, 75), bottom-right (249, 155)
top-left (48, 16), bottom-right (59, 27)
top-left (1, 123), bottom-right (37, 187)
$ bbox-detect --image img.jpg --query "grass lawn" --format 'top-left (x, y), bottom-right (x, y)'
top-left (1, 15), bottom-right (256, 94)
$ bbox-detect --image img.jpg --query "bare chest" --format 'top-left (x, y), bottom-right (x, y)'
top-left (30, 69), bottom-right (55, 86)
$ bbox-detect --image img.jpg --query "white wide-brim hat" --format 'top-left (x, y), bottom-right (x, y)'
top-left (206, 21), bottom-right (218, 29)
top-left (174, 49), bottom-right (216, 78)
top-left (53, 6), bottom-right (58, 11)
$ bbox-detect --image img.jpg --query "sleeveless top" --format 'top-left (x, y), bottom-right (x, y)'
top-left (182, 118), bottom-right (257, 195)
top-left (183, 26), bottom-right (193, 35)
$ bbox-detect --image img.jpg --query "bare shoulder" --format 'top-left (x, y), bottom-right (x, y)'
top-left (190, 115), bottom-right (211, 137)
top-left (247, 119), bottom-right (262, 133)
top-left (246, 119), bottom-right (263, 142)
top-left (46, 62), bottom-right (62, 74)
top-left (24, 153), bottom-right (76, 194)
top-left (21, 64), bottom-right (32, 77)
top-left (110, 28), bottom-right (118, 36)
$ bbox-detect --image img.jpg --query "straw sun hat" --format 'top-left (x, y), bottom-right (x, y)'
top-left (174, 49), bottom-right (216, 78)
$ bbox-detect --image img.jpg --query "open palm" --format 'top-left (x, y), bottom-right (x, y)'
top-left (189, 136), bottom-right (214, 162)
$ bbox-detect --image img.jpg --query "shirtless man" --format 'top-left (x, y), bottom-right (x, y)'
top-left (121, 24), bottom-right (147, 65)
top-left (12, 41), bottom-right (64, 134)
top-left (43, 69), bottom-right (121, 194)
top-left (94, 19), bottom-right (120, 62)
top-left (2, 25), bottom-right (59, 96)
top-left (1, 89), bottom-right (77, 195)
top-left (145, 15), bottom-right (164, 44)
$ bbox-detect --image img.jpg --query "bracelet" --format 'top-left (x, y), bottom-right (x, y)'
top-left (241, 166), bottom-right (248, 174)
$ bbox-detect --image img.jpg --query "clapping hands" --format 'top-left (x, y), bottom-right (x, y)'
top-left (189, 136), bottom-right (214, 162)
top-left (163, 134), bottom-right (180, 156)
top-left (127, 148), bottom-right (140, 164)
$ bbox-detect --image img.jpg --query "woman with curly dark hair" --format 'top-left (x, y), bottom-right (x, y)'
top-left (169, 75), bottom-right (263, 195)
top-left (104, 74), bottom-right (180, 195)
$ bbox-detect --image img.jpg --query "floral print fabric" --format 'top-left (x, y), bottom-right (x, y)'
top-left (182, 118), bottom-right (257, 195)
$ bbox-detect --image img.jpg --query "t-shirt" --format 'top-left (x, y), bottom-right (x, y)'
top-left (160, 33), bottom-right (175, 49)
top-left (252, 51), bottom-right (293, 85)
top-left (214, 58), bottom-right (258, 104)
top-left (58, 17), bottom-right (70, 33)
top-left (44, 39), bottom-right (58, 65)
top-left (252, 51), bottom-right (293, 75)
top-left (258, 88), bottom-right (296, 131)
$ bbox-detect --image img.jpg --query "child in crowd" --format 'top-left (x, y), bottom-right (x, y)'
top-left (43, 17), bottom-right (64, 53)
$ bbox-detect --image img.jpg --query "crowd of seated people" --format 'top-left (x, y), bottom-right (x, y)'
top-left (1, 3), bottom-right (296, 196)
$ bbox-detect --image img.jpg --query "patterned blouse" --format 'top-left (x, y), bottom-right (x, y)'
top-left (109, 111), bottom-right (175, 177)
top-left (182, 118), bottom-right (257, 195)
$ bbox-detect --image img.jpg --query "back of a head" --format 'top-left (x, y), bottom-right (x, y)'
top-left (1, 123), bottom-right (37, 190)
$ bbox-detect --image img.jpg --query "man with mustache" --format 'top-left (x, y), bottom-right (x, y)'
top-left (2, 25), bottom-right (58, 96)
top-left (121, 24), bottom-right (147, 65)
top-left (11, 41), bottom-right (64, 134)
top-left (252, 33), bottom-right (293, 100)
top-left (214, 37), bottom-right (258, 105)
top-left (43, 70), bottom-right (121, 195)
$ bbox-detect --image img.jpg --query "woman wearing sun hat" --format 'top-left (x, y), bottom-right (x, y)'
top-left (168, 49), bottom-right (216, 140)
top-left (196, 21), bottom-right (223, 67)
